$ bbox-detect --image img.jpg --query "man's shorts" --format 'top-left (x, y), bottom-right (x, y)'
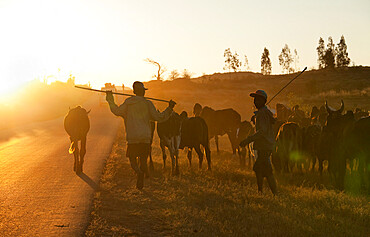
top-left (253, 150), bottom-right (273, 177)
top-left (126, 143), bottom-right (151, 158)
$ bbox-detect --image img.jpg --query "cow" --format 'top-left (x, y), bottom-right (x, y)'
top-left (197, 104), bottom-right (241, 155)
top-left (157, 112), bottom-right (183, 176)
top-left (344, 116), bottom-right (370, 190)
top-left (180, 114), bottom-right (211, 171)
top-left (276, 103), bottom-right (292, 122)
top-left (302, 124), bottom-right (322, 171)
top-left (236, 121), bottom-right (254, 168)
top-left (273, 122), bottom-right (304, 173)
top-left (354, 108), bottom-right (369, 121)
top-left (64, 106), bottom-right (90, 174)
top-left (318, 100), bottom-right (355, 190)
top-left (288, 105), bottom-right (311, 128)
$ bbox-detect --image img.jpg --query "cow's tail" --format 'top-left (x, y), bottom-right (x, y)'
top-left (69, 141), bottom-right (75, 154)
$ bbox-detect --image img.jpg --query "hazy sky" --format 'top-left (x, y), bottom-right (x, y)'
top-left (0, 0), bottom-right (369, 92)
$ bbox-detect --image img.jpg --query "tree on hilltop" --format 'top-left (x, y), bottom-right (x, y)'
top-left (223, 48), bottom-right (242, 72)
top-left (335, 35), bottom-right (350, 67)
top-left (145, 58), bottom-right (166, 81)
top-left (278, 44), bottom-right (293, 74)
top-left (261, 47), bottom-right (272, 75)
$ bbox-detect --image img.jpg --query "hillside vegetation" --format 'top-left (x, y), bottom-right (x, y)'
top-left (145, 67), bottom-right (370, 120)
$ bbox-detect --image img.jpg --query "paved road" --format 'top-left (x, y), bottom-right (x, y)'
top-left (0, 98), bottom-right (120, 236)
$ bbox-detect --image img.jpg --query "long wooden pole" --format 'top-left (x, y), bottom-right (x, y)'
top-left (74, 85), bottom-right (170, 103)
top-left (266, 67), bottom-right (307, 105)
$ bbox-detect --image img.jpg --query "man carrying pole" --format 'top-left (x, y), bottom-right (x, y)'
top-left (106, 81), bottom-right (176, 189)
top-left (239, 90), bottom-right (277, 195)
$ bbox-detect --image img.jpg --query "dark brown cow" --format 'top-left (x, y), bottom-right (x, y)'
top-left (64, 106), bottom-right (90, 174)
top-left (318, 100), bottom-right (356, 190)
top-left (198, 105), bottom-right (241, 155)
top-left (236, 121), bottom-right (254, 168)
top-left (302, 124), bottom-right (321, 171)
top-left (274, 122), bottom-right (304, 173)
top-left (180, 115), bottom-right (211, 171)
top-left (276, 103), bottom-right (292, 122)
top-left (157, 112), bottom-right (183, 175)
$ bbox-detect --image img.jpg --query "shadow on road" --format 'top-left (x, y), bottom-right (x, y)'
top-left (78, 173), bottom-right (100, 190)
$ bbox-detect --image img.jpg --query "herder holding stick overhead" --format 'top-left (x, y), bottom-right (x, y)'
top-left (106, 81), bottom-right (176, 189)
top-left (239, 90), bottom-right (277, 195)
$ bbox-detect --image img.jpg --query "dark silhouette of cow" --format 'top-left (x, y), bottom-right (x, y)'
top-left (318, 100), bottom-right (355, 190)
top-left (236, 121), bottom-right (254, 168)
top-left (64, 106), bottom-right (90, 174)
top-left (274, 122), bottom-right (303, 173)
top-left (157, 112), bottom-right (183, 175)
top-left (302, 124), bottom-right (322, 171)
top-left (197, 104), bottom-right (241, 155)
top-left (180, 115), bottom-right (211, 171)
top-left (344, 116), bottom-right (370, 190)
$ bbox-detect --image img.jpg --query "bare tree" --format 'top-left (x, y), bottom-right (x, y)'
top-left (145, 58), bottom-right (166, 81)
top-left (168, 70), bottom-right (180, 80)
top-left (182, 69), bottom-right (192, 79)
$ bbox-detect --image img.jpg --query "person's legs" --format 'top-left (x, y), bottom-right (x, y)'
top-left (255, 171), bottom-right (264, 193)
top-left (266, 174), bottom-right (277, 195)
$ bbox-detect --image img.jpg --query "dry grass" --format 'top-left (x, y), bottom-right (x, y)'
top-left (85, 124), bottom-right (369, 237)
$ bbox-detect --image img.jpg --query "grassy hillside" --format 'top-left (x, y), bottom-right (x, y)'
top-left (144, 66), bottom-right (370, 120)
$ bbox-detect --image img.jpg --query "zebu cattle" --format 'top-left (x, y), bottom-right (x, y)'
top-left (157, 112), bottom-right (183, 175)
top-left (274, 122), bottom-right (303, 173)
top-left (64, 106), bottom-right (90, 174)
top-left (318, 100), bottom-right (355, 190)
top-left (198, 105), bottom-right (241, 155)
top-left (302, 124), bottom-right (321, 171)
top-left (236, 121), bottom-right (254, 168)
top-left (276, 103), bottom-right (292, 122)
top-left (344, 116), bottom-right (370, 190)
top-left (354, 108), bottom-right (369, 121)
top-left (180, 115), bottom-right (211, 170)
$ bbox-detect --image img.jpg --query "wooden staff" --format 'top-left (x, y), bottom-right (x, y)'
top-left (75, 85), bottom-right (170, 103)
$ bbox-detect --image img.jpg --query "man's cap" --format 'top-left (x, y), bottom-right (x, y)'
top-left (250, 90), bottom-right (267, 100)
top-left (133, 81), bottom-right (148, 90)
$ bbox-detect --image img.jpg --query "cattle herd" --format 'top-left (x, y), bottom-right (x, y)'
top-left (65, 100), bottom-right (370, 191)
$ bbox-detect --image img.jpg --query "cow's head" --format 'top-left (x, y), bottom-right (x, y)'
top-left (193, 103), bottom-right (202, 117)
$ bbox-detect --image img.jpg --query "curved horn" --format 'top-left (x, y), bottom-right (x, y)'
top-left (338, 100), bottom-right (344, 114)
top-left (86, 109), bottom-right (91, 114)
top-left (325, 101), bottom-right (332, 114)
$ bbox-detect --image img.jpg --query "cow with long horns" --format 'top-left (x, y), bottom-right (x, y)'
top-left (318, 100), bottom-right (355, 190)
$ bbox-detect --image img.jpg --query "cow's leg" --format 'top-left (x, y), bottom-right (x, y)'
top-left (204, 144), bottom-right (211, 171)
top-left (74, 143), bottom-right (80, 173)
top-left (318, 159), bottom-right (324, 175)
top-left (174, 136), bottom-right (180, 176)
top-left (215, 136), bottom-right (220, 154)
top-left (194, 145), bottom-right (204, 169)
top-left (79, 137), bottom-right (87, 173)
top-left (169, 138), bottom-right (176, 176)
top-left (160, 140), bottom-right (167, 169)
top-left (311, 155), bottom-right (317, 172)
top-left (239, 146), bottom-right (246, 168)
top-left (187, 148), bottom-right (192, 168)
top-left (227, 131), bottom-right (237, 155)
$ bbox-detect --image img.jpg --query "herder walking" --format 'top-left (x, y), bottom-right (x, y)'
top-left (106, 81), bottom-right (176, 189)
top-left (239, 90), bottom-right (277, 195)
